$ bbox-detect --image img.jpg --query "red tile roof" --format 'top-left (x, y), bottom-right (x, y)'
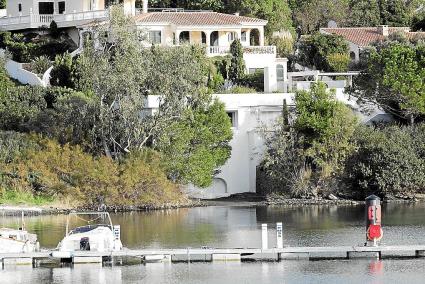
top-left (134, 12), bottom-right (267, 26)
top-left (321, 27), bottom-right (425, 47)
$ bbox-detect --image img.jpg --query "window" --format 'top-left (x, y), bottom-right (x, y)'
top-left (276, 64), bottom-right (284, 81)
top-left (350, 51), bottom-right (356, 60)
top-left (228, 32), bottom-right (236, 42)
top-left (38, 2), bottom-right (54, 14)
top-left (18, 4), bottom-right (22, 12)
top-left (227, 111), bottom-right (238, 128)
top-left (148, 31), bottom-right (161, 44)
top-left (58, 1), bottom-right (66, 14)
top-left (241, 31), bottom-right (247, 42)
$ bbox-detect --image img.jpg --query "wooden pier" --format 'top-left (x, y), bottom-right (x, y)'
top-left (1, 245), bottom-right (425, 266)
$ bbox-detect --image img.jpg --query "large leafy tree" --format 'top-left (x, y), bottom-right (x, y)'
top-left (0, 0), bottom-right (5, 9)
top-left (350, 42), bottom-right (425, 124)
top-left (379, 0), bottom-right (414, 26)
top-left (348, 0), bottom-right (381, 27)
top-left (293, 0), bottom-right (349, 34)
top-left (298, 33), bottom-right (349, 71)
top-left (239, 0), bottom-right (294, 36)
top-left (76, 6), bottom-right (232, 186)
top-left (157, 99), bottom-right (232, 187)
top-left (294, 82), bottom-right (358, 172)
top-left (260, 82), bottom-right (357, 197)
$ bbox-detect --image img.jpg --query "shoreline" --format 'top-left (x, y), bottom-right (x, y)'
top-left (0, 194), bottom-right (422, 216)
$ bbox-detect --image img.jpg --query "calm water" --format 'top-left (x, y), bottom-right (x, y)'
top-left (1, 202), bottom-right (425, 283)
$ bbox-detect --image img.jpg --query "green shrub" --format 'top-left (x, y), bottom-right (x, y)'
top-left (212, 56), bottom-right (231, 80)
top-left (326, 52), bottom-right (350, 72)
top-left (268, 36), bottom-right (294, 57)
top-left (240, 70), bottom-right (264, 92)
top-left (298, 33), bottom-right (349, 71)
top-left (50, 53), bottom-right (75, 88)
top-left (0, 32), bottom-right (76, 62)
top-left (346, 124), bottom-right (425, 197)
top-left (0, 133), bottom-right (186, 207)
top-left (222, 86), bottom-right (257, 94)
top-left (49, 21), bottom-right (60, 38)
top-left (260, 82), bottom-right (358, 197)
top-left (29, 55), bottom-right (51, 76)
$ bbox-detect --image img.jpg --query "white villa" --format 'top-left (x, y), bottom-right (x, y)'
top-left (133, 11), bottom-right (278, 72)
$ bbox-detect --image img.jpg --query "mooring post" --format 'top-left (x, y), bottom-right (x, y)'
top-left (365, 195), bottom-right (383, 247)
top-left (262, 224), bottom-right (268, 249)
top-left (276, 222), bottom-right (283, 249)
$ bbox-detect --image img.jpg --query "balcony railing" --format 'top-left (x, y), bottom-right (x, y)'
top-left (207, 46), bottom-right (276, 56)
top-left (0, 10), bottom-right (108, 30)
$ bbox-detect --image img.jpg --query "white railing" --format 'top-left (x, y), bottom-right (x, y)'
top-left (0, 10), bottom-right (108, 30)
top-left (207, 46), bottom-right (276, 56)
top-left (208, 46), bottom-right (230, 55)
top-left (35, 14), bottom-right (54, 25)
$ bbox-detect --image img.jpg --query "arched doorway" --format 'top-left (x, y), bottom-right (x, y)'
top-left (179, 31), bottom-right (190, 44)
top-left (210, 31), bottom-right (219, 46)
top-left (209, 178), bottom-right (228, 194)
top-left (250, 29), bottom-right (260, 46)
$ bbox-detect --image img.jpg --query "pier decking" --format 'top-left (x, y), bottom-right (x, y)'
top-left (1, 245), bottom-right (425, 266)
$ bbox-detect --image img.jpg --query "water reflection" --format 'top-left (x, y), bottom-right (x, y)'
top-left (0, 202), bottom-right (425, 249)
top-left (1, 203), bottom-right (425, 283)
top-left (1, 260), bottom-right (424, 284)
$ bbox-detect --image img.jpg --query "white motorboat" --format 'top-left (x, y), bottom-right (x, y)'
top-left (0, 213), bottom-right (39, 253)
top-left (52, 212), bottom-right (123, 259)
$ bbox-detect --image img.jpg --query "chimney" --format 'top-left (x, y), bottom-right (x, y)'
top-left (234, 12), bottom-right (240, 16)
top-left (143, 0), bottom-right (148, 13)
top-left (378, 25), bottom-right (389, 36)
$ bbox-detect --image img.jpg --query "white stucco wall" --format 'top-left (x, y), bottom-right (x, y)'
top-left (6, 0), bottom-right (32, 16)
top-left (5, 60), bottom-right (45, 86)
top-left (185, 93), bottom-right (295, 199)
top-left (348, 42), bottom-right (360, 62)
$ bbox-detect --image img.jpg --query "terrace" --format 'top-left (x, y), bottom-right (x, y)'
top-left (0, 10), bottom-right (108, 31)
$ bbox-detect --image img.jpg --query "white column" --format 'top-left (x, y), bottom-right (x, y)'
top-left (175, 30), bottom-right (181, 46)
top-left (236, 29), bottom-right (242, 41)
top-left (54, 1), bottom-right (58, 14)
top-left (246, 29), bottom-right (251, 46)
top-left (205, 31), bottom-right (211, 46)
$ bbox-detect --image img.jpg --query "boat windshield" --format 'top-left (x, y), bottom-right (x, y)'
top-left (69, 224), bottom-right (111, 235)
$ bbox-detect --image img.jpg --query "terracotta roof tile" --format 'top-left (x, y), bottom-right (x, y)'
top-left (321, 27), bottom-right (425, 47)
top-left (134, 12), bottom-right (267, 26)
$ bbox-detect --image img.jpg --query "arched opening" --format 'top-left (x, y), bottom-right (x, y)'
top-left (250, 29), bottom-right (260, 46)
top-left (350, 51), bottom-right (356, 60)
top-left (210, 178), bottom-right (228, 194)
top-left (210, 31), bottom-right (219, 46)
top-left (201, 32), bottom-right (207, 45)
top-left (179, 31), bottom-right (190, 44)
top-left (276, 64), bottom-right (284, 81)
